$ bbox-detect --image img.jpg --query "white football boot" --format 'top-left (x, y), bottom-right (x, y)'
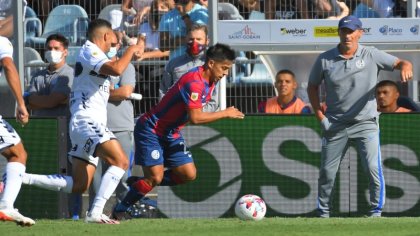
top-left (0, 208), bottom-right (35, 227)
top-left (85, 212), bottom-right (120, 224)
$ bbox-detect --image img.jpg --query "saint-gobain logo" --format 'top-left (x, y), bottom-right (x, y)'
top-left (228, 25), bottom-right (261, 40)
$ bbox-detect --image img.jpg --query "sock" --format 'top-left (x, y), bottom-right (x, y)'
top-left (90, 165), bottom-right (125, 216)
top-left (116, 178), bottom-right (153, 211)
top-left (160, 170), bottom-right (184, 186)
top-left (22, 173), bottom-right (73, 193)
top-left (115, 189), bottom-right (143, 211)
top-left (0, 162), bottom-right (25, 209)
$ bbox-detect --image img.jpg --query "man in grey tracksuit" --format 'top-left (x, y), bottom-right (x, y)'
top-left (159, 24), bottom-right (218, 112)
top-left (307, 15), bottom-right (413, 217)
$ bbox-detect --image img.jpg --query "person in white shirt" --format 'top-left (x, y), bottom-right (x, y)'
top-left (21, 19), bottom-right (144, 224)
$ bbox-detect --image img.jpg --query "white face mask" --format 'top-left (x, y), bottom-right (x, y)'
top-left (106, 47), bottom-right (118, 59)
top-left (45, 50), bottom-right (63, 64)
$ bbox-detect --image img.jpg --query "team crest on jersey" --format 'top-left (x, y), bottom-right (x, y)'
top-left (356, 59), bottom-right (365, 69)
top-left (92, 51), bottom-right (99, 57)
top-left (191, 92), bottom-right (199, 101)
top-left (151, 150), bottom-right (160, 160)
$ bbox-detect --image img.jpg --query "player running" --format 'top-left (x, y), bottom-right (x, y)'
top-left (20, 19), bottom-right (144, 224)
top-left (0, 36), bottom-right (35, 227)
top-left (112, 43), bottom-right (244, 219)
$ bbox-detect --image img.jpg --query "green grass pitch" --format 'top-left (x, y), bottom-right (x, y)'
top-left (1, 217), bottom-right (420, 236)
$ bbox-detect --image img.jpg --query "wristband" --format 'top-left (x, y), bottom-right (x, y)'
top-left (129, 93), bottom-right (143, 100)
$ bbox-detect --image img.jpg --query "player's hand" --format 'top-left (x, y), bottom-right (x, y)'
top-left (16, 104), bottom-right (29, 126)
top-left (129, 44), bottom-right (144, 61)
top-left (225, 106), bottom-right (245, 119)
top-left (315, 109), bottom-right (325, 122)
top-left (400, 66), bottom-right (413, 83)
top-left (397, 59), bottom-right (413, 83)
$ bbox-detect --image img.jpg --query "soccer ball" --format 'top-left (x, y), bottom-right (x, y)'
top-left (234, 194), bottom-right (266, 221)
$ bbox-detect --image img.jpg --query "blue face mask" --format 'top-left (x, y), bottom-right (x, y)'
top-left (106, 47), bottom-right (117, 59)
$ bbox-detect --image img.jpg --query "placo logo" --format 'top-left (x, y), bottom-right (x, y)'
top-left (280, 27), bottom-right (307, 36)
top-left (314, 27), bottom-right (338, 37)
top-left (228, 25), bottom-right (261, 40)
top-left (410, 25), bottom-right (419, 35)
top-left (379, 25), bottom-right (388, 35)
top-left (380, 25), bottom-right (403, 35)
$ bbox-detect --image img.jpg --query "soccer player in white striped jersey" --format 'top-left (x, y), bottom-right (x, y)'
top-left (21, 19), bottom-right (144, 224)
top-left (0, 36), bottom-right (35, 227)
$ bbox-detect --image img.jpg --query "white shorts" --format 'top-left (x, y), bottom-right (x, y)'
top-left (68, 115), bottom-right (115, 166)
top-left (0, 116), bottom-right (21, 152)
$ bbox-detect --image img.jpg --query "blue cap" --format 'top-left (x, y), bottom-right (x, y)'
top-left (338, 15), bottom-right (363, 31)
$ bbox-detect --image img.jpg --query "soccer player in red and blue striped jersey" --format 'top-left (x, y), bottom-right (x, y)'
top-left (113, 43), bottom-right (244, 219)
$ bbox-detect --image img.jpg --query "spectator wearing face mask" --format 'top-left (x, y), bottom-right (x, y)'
top-left (24, 33), bottom-right (78, 220)
top-left (25, 33), bottom-right (74, 117)
top-left (159, 0), bottom-right (208, 60)
top-left (159, 24), bottom-right (217, 112)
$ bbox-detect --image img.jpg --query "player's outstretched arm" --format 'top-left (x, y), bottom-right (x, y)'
top-left (2, 57), bottom-right (29, 125)
top-left (188, 106), bottom-right (244, 125)
top-left (100, 40), bottom-right (144, 76)
top-left (393, 59), bottom-right (413, 83)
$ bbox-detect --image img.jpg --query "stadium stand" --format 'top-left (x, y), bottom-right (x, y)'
top-left (65, 46), bottom-right (82, 66)
top-left (23, 47), bottom-right (45, 87)
top-left (29, 5), bottom-right (89, 48)
top-left (97, 4), bottom-right (123, 30)
top-left (24, 6), bottom-right (42, 47)
top-left (218, 2), bottom-right (244, 20)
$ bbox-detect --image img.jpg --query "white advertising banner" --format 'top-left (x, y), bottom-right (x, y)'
top-left (217, 21), bottom-right (272, 44)
top-left (218, 18), bottom-right (420, 44)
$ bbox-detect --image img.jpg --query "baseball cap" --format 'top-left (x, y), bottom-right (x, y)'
top-left (338, 15), bottom-right (363, 31)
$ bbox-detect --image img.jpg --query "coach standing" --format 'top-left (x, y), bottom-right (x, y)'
top-left (307, 15), bottom-right (413, 218)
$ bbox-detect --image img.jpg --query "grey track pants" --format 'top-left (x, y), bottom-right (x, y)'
top-left (317, 117), bottom-right (385, 216)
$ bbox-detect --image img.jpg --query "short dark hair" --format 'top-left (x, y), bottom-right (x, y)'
top-left (88, 19), bottom-right (112, 40)
top-left (276, 69), bottom-right (295, 80)
top-left (205, 43), bottom-right (236, 62)
top-left (189, 24), bottom-right (208, 37)
top-left (46, 33), bottom-right (69, 49)
top-left (376, 80), bottom-right (400, 92)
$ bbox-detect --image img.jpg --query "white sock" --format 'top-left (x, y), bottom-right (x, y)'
top-left (0, 162), bottom-right (25, 209)
top-left (22, 173), bottom-right (73, 193)
top-left (90, 166), bottom-right (125, 216)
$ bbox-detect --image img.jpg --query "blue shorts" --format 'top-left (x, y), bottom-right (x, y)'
top-left (134, 122), bottom-right (194, 168)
